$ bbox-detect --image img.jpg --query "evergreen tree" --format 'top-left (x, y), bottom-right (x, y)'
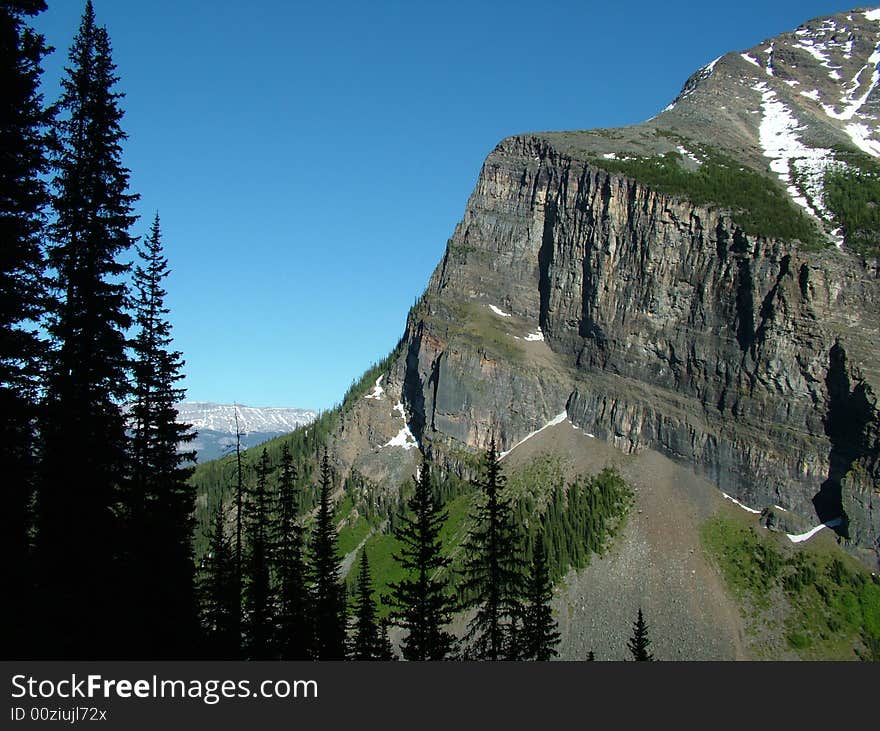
top-left (128, 212), bottom-right (197, 657)
top-left (628, 607), bottom-right (654, 661)
top-left (231, 406), bottom-right (244, 647)
top-left (350, 549), bottom-right (384, 660)
top-left (0, 0), bottom-right (52, 658)
top-left (376, 619), bottom-right (397, 661)
top-left (459, 438), bottom-right (526, 660)
top-left (198, 501), bottom-right (239, 659)
top-left (587, 650), bottom-right (595, 661)
top-left (386, 465), bottom-right (456, 660)
top-left (243, 448), bottom-right (273, 659)
top-left (521, 533), bottom-right (561, 660)
top-left (274, 442), bottom-right (312, 658)
top-left (309, 449), bottom-right (346, 659)
top-left (36, 0), bottom-right (138, 658)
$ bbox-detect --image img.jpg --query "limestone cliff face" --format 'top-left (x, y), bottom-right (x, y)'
top-left (329, 9), bottom-right (880, 565)
top-left (397, 133), bottom-right (879, 564)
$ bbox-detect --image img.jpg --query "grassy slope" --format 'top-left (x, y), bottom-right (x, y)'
top-left (702, 510), bottom-right (880, 660)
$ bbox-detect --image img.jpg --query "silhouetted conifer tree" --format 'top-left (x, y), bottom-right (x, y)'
top-left (36, 0), bottom-right (138, 658)
top-left (386, 465), bottom-right (456, 660)
top-left (274, 442), bottom-right (311, 658)
top-left (0, 0), bottom-right (52, 658)
top-left (350, 549), bottom-right (384, 660)
top-left (377, 619), bottom-right (396, 661)
top-left (309, 449), bottom-right (346, 659)
top-left (628, 607), bottom-right (654, 661)
top-left (243, 448), bottom-right (273, 658)
top-left (521, 533), bottom-right (560, 660)
top-left (460, 438), bottom-right (526, 660)
top-left (587, 650), bottom-right (595, 661)
top-left (198, 501), bottom-right (239, 658)
top-left (230, 407), bottom-right (244, 647)
top-left (128, 212), bottom-right (197, 657)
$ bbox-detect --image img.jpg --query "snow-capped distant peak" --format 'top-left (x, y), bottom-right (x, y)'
top-left (177, 402), bottom-right (316, 434)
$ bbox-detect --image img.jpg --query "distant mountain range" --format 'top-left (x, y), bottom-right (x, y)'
top-left (178, 402), bottom-right (316, 462)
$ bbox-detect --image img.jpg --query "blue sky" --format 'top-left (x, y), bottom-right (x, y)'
top-left (33, 0), bottom-right (862, 410)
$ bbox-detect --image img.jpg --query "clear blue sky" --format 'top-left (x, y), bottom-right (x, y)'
top-left (33, 0), bottom-right (862, 410)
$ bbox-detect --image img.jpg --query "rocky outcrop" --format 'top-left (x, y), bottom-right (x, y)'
top-left (396, 134), bottom-right (880, 565)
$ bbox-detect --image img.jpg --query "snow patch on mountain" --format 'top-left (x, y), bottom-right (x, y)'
top-left (364, 375), bottom-right (385, 400)
top-left (820, 45), bottom-right (880, 122)
top-left (499, 412), bottom-right (568, 460)
top-left (380, 401), bottom-right (419, 450)
top-left (676, 144), bottom-right (702, 165)
top-left (753, 81), bottom-right (835, 228)
top-left (845, 121), bottom-right (880, 156)
top-left (721, 492), bottom-right (762, 515)
top-left (787, 517), bottom-right (843, 543)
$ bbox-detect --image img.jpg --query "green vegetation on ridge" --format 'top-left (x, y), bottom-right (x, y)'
top-left (346, 457), bottom-right (633, 617)
top-left (702, 513), bottom-right (880, 660)
top-left (590, 136), bottom-right (823, 247)
top-left (824, 152), bottom-right (880, 258)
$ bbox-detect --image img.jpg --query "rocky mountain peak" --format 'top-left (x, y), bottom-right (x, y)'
top-left (663, 7), bottom-right (880, 157)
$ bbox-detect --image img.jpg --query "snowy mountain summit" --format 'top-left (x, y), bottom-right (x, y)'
top-left (177, 402), bottom-right (316, 461)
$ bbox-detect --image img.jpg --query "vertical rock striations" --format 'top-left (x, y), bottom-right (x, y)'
top-left (398, 133), bottom-right (879, 564)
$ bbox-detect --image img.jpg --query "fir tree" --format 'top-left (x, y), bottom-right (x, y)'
top-left (521, 533), bottom-right (561, 660)
top-left (309, 449), bottom-right (346, 659)
top-left (36, 0), bottom-right (138, 658)
top-left (198, 501), bottom-right (239, 659)
top-left (0, 0), bottom-right (52, 658)
top-left (350, 549), bottom-right (384, 660)
top-left (274, 442), bottom-right (311, 658)
top-left (230, 406), bottom-right (244, 647)
top-left (628, 607), bottom-right (654, 661)
top-left (459, 438), bottom-right (526, 660)
top-left (376, 619), bottom-right (397, 661)
top-left (243, 448), bottom-right (273, 659)
top-left (587, 650), bottom-right (596, 661)
top-left (128, 212), bottom-right (197, 657)
top-left (386, 465), bottom-right (456, 660)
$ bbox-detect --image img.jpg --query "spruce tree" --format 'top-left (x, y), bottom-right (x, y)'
top-left (231, 406), bottom-right (244, 647)
top-left (376, 619), bottom-right (397, 661)
top-left (128, 212), bottom-right (197, 657)
top-left (274, 442), bottom-right (311, 658)
top-left (309, 449), bottom-right (346, 659)
top-left (36, 0), bottom-right (138, 658)
top-left (198, 501), bottom-right (239, 659)
top-left (386, 465), bottom-right (456, 660)
top-left (628, 607), bottom-right (654, 661)
top-left (350, 549), bottom-right (384, 660)
top-left (459, 438), bottom-right (526, 660)
top-left (243, 448), bottom-right (273, 659)
top-left (0, 0), bottom-right (52, 658)
top-left (521, 533), bottom-right (561, 660)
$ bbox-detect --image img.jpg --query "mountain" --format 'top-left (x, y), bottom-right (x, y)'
top-left (179, 402), bottom-right (316, 461)
top-left (322, 6), bottom-right (880, 563)
top-left (192, 7), bottom-right (880, 658)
